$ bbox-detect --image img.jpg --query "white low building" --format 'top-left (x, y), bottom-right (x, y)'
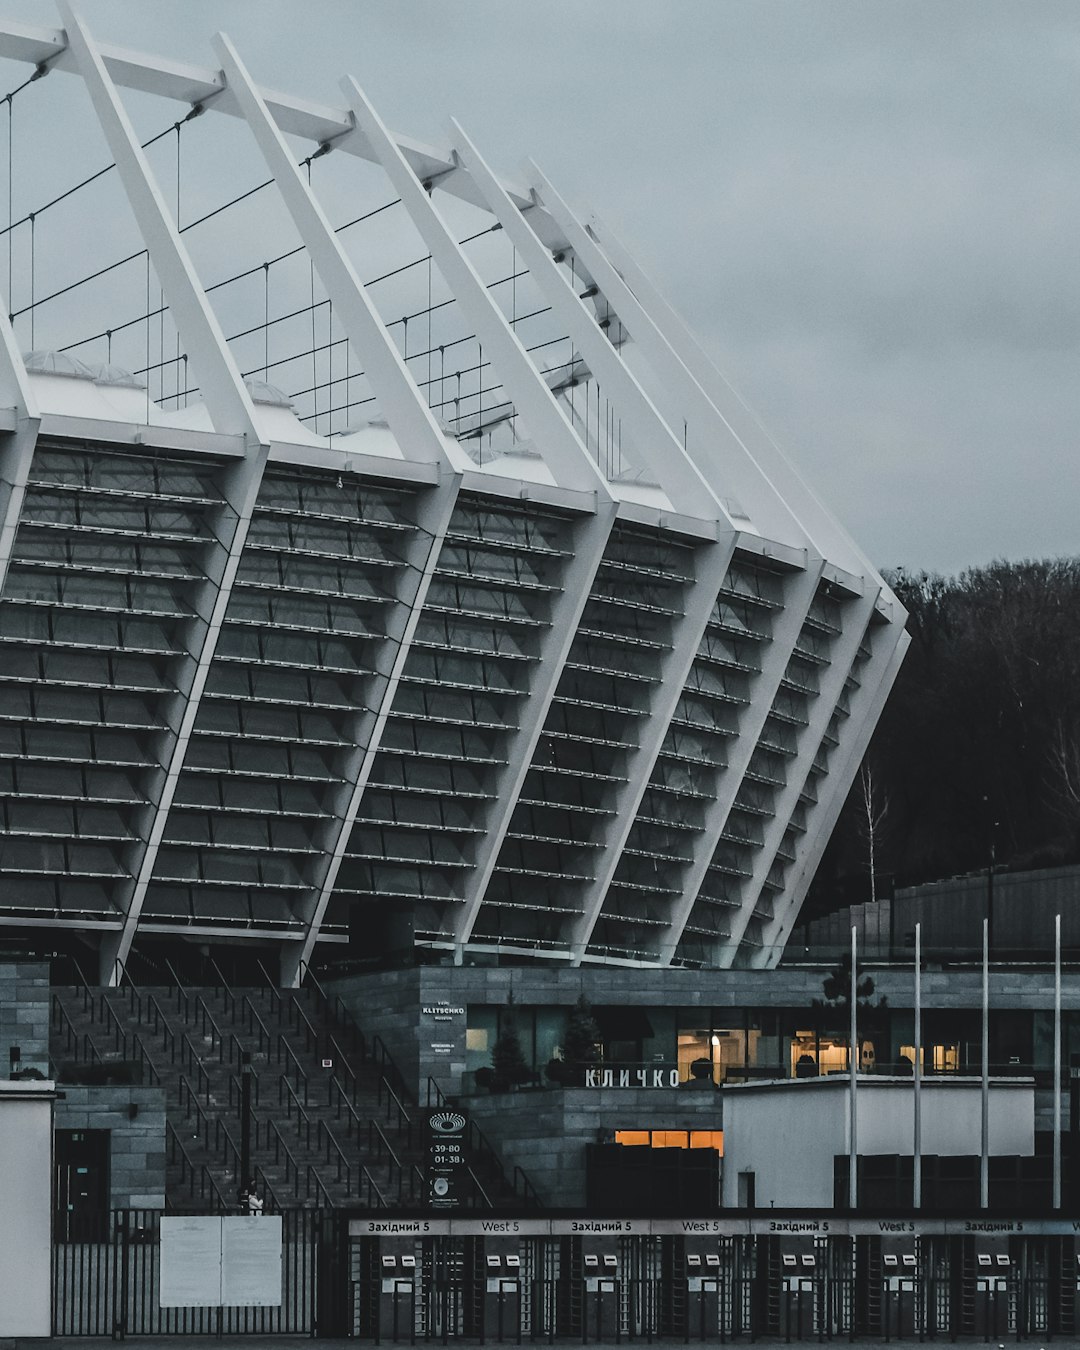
top-left (720, 1075), bottom-right (1035, 1209)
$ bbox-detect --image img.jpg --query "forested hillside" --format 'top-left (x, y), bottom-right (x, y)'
top-left (806, 559), bottom-right (1080, 920)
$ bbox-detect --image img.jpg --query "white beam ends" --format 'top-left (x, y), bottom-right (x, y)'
top-left (213, 33), bottom-right (455, 474)
top-left (523, 161), bottom-right (809, 550)
top-left (57, 4), bottom-right (263, 448)
top-left (339, 76), bottom-right (613, 502)
top-left (447, 121), bottom-right (730, 526)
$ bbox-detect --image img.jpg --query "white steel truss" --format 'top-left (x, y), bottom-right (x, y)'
top-left (722, 585), bottom-right (880, 963)
top-left (0, 8), bottom-right (909, 978)
top-left (658, 559), bottom-right (825, 964)
top-left (0, 297), bottom-right (40, 597)
top-left (523, 163), bottom-right (810, 551)
top-left (57, 4), bottom-right (272, 983)
top-left (286, 474), bottom-right (461, 986)
top-left (567, 534), bottom-right (739, 962)
top-left (452, 498), bottom-right (619, 953)
top-left (754, 619), bottom-right (911, 965)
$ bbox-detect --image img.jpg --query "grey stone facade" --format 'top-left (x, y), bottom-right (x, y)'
top-left (55, 1085), bottom-right (167, 1209)
top-left (466, 1086), bottom-right (722, 1208)
top-left (329, 963), bottom-right (1079, 1101)
top-left (0, 960), bottom-right (49, 1077)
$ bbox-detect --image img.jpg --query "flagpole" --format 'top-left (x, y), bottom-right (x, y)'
top-left (980, 916), bottom-right (989, 1209)
top-left (1054, 912), bottom-right (1062, 1210)
top-left (849, 925), bottom-right (858, 1210)
top-left (914, 921), bottom-right (922, 1209)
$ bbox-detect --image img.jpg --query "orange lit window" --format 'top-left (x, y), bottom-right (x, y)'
top-left (653, 1131), bottom-right (689, 1149)
top-left (614, 1129), bottom-right (723, 1153)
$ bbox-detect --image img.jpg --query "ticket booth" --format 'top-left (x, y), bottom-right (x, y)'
top-left (378, 1240), bottom-right (418, 1341)
top-left (780, 1247), bottom-right (821, 1340)
top-left (880, 1248), bottom-right (919, 1340)
top-left (581, 1242), bottom-right (621, 1342)
top-left (683, 1246), bottom-right (721, 1340)
top-left (483, 1237), bottom-right (523, 1342)
top-left (974, 1249), bottom-right (1012, 1339)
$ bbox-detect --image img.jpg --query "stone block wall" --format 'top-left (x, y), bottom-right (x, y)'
top-left (0, 961), bottom-right (50, 1076)
top-left (55, 1085), bottom-right (167, 1209)
top-left (466, 1086), bottom-right (722, 1208)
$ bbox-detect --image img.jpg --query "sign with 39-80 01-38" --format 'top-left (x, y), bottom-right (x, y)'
top-left (425, 1109), bottom-right (469, 1209)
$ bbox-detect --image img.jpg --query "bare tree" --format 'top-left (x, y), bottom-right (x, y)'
top-left (1048, 717), bottom-right (1080, 828)
top-left (858, 764), bottom-right (890, 904)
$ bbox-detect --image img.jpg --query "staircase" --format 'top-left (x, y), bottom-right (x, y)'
top-left (51, 975), bottom-right (536, 1212)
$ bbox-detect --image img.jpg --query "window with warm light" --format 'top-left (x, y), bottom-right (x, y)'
top-left (614, 1129), bottom-right (723, 1153)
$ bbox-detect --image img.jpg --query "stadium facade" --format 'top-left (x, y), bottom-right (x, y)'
top-left (0, 7), bottom-right (907, 986)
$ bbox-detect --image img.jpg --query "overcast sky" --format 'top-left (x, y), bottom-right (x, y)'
top-left (0, 0), bottom-right (1076, 576)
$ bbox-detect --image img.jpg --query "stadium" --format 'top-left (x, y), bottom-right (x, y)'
top-left (0, 8), bottom-right (907, 987)
top-left (6, 12), bottom-right (1080, 1346)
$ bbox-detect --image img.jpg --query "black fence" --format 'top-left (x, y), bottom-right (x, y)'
top-left (53, 1210), bottom-right (1080, 1341)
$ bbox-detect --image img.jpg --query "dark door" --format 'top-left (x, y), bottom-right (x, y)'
top-left (55, 1128), bottom-right (109, 1241)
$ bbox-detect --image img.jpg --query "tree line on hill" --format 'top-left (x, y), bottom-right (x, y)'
top-left (806, 557), bottom-right (1080, 920)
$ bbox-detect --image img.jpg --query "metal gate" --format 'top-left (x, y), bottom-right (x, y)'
top-left (53, 1208), bottom-right (320, 1337)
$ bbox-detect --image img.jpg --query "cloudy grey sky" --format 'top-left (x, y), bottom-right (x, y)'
top-left (0, 0), bottom-right (1076, 575)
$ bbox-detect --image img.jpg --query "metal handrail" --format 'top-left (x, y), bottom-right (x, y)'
top-left (253, 1163), bottom-right (282, 1215)
top-left (96, 997), bottom-right (128, 1057)
top-left (166, 1121), bottom-right (228, 1211)
top-left (276, 1033), bottom-right (309, 1106)
top-left (164, 957), bottom-right (188, 1013)
top-left (306, 1163), bottom-right (335, 1208)
top-left (265, 1119), bottom-right (301, 1197)
top-left (51, 995), bottom-right (101, 1067)
top-left (278, 1077), bottom-right (315, 1150)
top-left (286, 995), bottom-right (321, 1054)
top-left (513, 1165), bottom-right (543, 1208)
top-left (317, 1119), bottom-right (353, 1189)
top-left (191, 994), bottom-right (226, 1056)
top-left (327, 1075), bottom-right (364, 1138)
top-left (207, 954), bottom-right (237, 1019)
top-left (227, 1065), bottom-right (261, 1111)
top-left (142, 992), bottom-right (176, 1058)
top-left (240, 995), bottom-right (275, 1058)
top-left (467, 1165), bottom-right (493, 1209)
top-left (372, 1034), bottom-right (410, 1100)
top-left (255, 959), bottom-right (282, 1016)
top-left (378, 1075), bottom-right (415, 1146)
top-left (366, 1117), bottom-right (415, 1204)
top-left (177, 1038), bottom-right (212, 1105)
top-left (325, 1032), bottom-right (359, 1095)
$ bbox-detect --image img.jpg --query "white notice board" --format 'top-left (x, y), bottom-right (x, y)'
top-left (160, 1216), bottom-right (282, 1308)
top-left (160, 1216), bottom-right (224, 1307)
top-left (221, 1216), bottom-right (283, 1306)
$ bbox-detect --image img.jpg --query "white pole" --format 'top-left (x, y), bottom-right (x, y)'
top-left (849, 925), bottom-right (858, 1209)
top-left (914, 921), bottom-right (922, 1209)
top-left (1054, 912), bottom-right (1062, 1210)
top-left (981, 916), bottom-right (989, 1209)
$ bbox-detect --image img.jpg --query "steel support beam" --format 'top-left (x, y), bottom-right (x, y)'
top-left (282, 473), bottom-right (461, 987)
top-left (0, 298), bottom-right (40, 597)
top-left (524, 163), bottom-right (808, 548)
top-left (754, 622), bottom-right (910, 965)
top-left (567, 533), bottom-right (738, 963)
top-left (214, 35), bottom-right (456, 473)
top-left (583, 210), bottom-right (879, 582)
top-left (2, 19), bottom-right (572, 229)
top-left (340, 78), bottom-right (612, 499)
top-left (449, 122), bottom-right (731, 522)
top-left (659, 558), bottom-right (824, 964)
top-left (58, 5), bottom-right (271, 984)
top-left (451, 497), bottom-right (619, 954)
top-left (725, 588), bottom-right (881, 963)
